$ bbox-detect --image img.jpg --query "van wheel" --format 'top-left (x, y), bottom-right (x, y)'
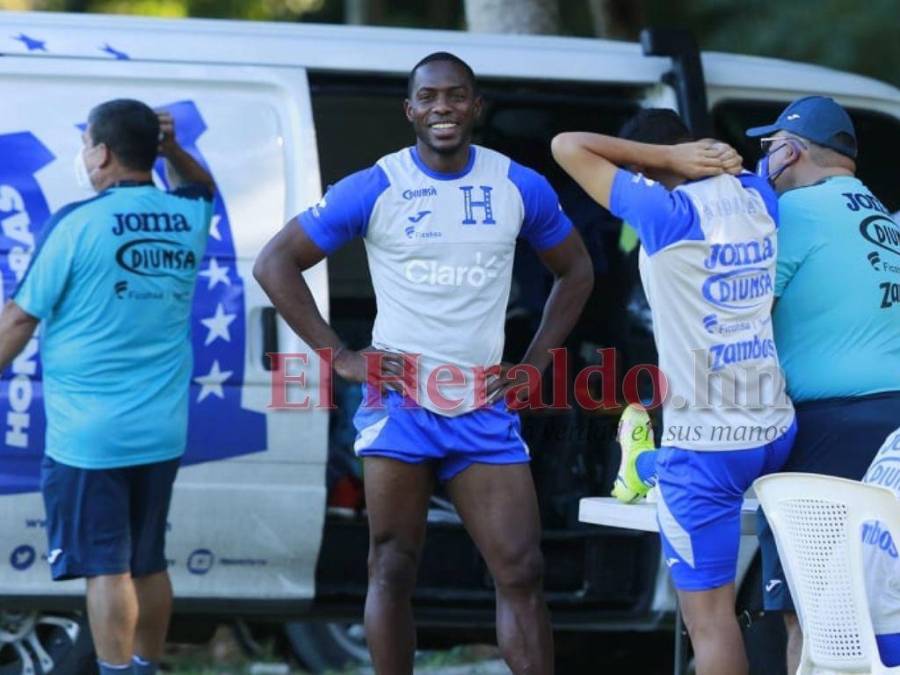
top-left (0, 611), bottom-right (95, 675)
top-left (283, 622), bottom-right (370, 673)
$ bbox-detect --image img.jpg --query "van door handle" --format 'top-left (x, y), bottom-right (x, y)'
top-left (261, 307), bottom-right (279, 371)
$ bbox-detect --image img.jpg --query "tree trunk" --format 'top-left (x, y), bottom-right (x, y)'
top-left (464, 0), bottom-right (560, 35)
top-left (587, 0), bottom-right (645, 39)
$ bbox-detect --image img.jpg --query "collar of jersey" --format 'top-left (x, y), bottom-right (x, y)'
top-left (108, 180), bottom-right (155, 189)
top-left (409, 146), bottom-right (476, 180)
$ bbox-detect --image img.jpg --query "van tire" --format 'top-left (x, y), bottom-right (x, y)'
top-left (0, 611), bottom-right (95, 675)
top-left (283, 622), bottom-right (371, 673)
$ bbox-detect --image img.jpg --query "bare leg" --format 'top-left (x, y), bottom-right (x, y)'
top-left (86, 573), bottom-right (138, 666)
top-left (678, 583), bottom-right (747, 675)
top-left (784, 611), bottom-right (803, 675)
top-left (362, 457), bottom-right (434, 675)
top-left (133, 571), bottom-right (173, 662)
top-left (447, 463), bottom-right (553, 675)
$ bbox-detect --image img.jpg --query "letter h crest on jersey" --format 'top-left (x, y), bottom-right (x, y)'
top-left (459, 185), bottom-right (496, 225)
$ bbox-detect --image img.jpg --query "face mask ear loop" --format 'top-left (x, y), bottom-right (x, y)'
top-left (765, 140), bottom-right (802, 184)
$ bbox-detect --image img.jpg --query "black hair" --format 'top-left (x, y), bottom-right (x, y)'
top-left (619, 108), bottom-right (693, 145)
top-left (87, 99), bottom-right (159, 172)
top-left (408, 51), bottom-right (478, 97)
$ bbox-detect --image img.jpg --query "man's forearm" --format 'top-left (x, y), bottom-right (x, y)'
top-left (0, 301), bottom-right (38, 372)
top-left (164, 145), bottom-right (215, 193)
top-left (560, 133), bottom-right (673, 171)
top-left (521, 265), bottom-right (593, 373)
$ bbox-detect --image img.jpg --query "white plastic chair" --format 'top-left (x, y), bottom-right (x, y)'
top-left (755, 473), bottom-right (900, 675)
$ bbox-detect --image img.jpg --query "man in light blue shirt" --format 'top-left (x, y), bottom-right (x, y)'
top-left (0, 99), bottom-right (214, 675)
top-left (747, 96), bottom-right (900, 675)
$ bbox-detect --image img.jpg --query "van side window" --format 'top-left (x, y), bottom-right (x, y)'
top-left (713, 100), bottom-right (900, 212)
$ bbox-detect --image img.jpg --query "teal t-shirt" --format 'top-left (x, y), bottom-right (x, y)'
top-left (14, 183), bottom-right (212, 469)
top-left (773, 176), bottom-right (900, 402)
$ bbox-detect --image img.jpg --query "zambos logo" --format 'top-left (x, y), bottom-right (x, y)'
top-left (115, 238), bottom-right (197, 277)
top-left (702, 267), bottom-right (773, 310)
top-left (709, 334), bottom-right (776, 371)
top-left (860, 215), bottom-right (900, 257)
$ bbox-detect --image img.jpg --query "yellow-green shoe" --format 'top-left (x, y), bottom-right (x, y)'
top-left (611, 404), bottom-right (656, 504)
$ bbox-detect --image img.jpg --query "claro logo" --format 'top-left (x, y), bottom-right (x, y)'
top-left (115, 238), bottom-right (197, 277)
top-left (404, 252), bottom-right (498, 287)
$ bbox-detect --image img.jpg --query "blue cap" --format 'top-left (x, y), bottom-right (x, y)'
top-left (746, 96), bottom-right (857, 158)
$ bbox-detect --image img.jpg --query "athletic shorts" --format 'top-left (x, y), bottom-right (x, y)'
top-left (352, 385), bottom-right (529, 482)
top-left (41, 455), bottom-right (179, 581)
top-left (657, 419), bottom-right (797, 592)
top-left (878, 633), bottom-right (900, 667)
top-left (758, 391), bottom-right (900, 611)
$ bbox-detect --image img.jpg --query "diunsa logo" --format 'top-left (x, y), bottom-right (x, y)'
top-left (405, 252), bottom-right (498, 287)
top-left (402, 186), bottom-right (437, 200)
top-left (860, 215), bottom-right (900, 257)
top-left (702, 267), bottom-right (773, 310)
top-left (116, 238), bottom-right (197, 277)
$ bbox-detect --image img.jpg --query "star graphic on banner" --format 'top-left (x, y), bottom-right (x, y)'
top-left (194, 360), bottom-right (233, 403)
top-left (13, 33), bottom-right (47, 52)
top-left (100, 43), bottom-right (129, 60)
top-left (199, 257), bottom-right (231, 290)
top-left (209, 214), bottom-right (222, 241)
top-left (200, 303), bottom-right (237, 346)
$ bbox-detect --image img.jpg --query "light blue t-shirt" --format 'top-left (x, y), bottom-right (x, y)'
top-left (14, 183), bottom-right (213, 469)
top-left (773, 176), bottom-right (900, 402)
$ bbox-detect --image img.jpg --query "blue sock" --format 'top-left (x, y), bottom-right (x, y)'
top-left (98, 661), bottom-right (134, 675)
top-left (132, 655), bottom-right (158, 675)
top-left (635, 449), bottom-right (659, 487)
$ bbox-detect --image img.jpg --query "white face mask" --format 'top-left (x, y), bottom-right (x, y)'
top-left (73, 147), bottom-right (94, 192)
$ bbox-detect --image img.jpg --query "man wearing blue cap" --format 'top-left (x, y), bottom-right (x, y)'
top-left (748, 96), bottom-right (900, 673)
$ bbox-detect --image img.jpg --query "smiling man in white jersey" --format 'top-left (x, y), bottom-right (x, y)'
top-left (253, 52), bottom-right (593, 674)
top-left (553, 109), bottom-right (796, 675)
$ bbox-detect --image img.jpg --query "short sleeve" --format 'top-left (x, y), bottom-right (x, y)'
top-left (13, 213), bottom-right (78, 319)
top-left (171, 184), bottom-right (214, 230)
top-left (171, 183), bottom-right (213, 203)
top-left (508, 161), bottom-right (573, 251)
top-left (297, 165), bottom-right (390, 254)
top-left (608, 169), bottom-right (701, 255)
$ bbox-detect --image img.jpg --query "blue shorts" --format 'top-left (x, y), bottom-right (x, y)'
top-left (657, 420), bottom-right (797, 592)
top-left (878, 633), bottom-right (900, 667)
top-left (41, 455), bottom-right (179, 581)
top-left (758, 391), bottom-right (900, 611)
top-left (352, 387), bottom-right (529, 482)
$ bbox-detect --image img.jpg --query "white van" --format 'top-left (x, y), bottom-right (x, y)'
top-left (1, 10), bottom-right (898, 674)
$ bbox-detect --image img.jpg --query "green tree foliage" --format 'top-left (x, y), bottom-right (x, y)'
top-left (643, 0), bottom-right (899, 87)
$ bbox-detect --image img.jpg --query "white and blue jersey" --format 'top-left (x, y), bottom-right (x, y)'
top-left (609, 170), bottom-right (795, 450)
top-left (862, 428), bottom-right (900, 666)
top-left (299, 145), bottom-right (572, 416)
top-left (13, 183), bottom-right (213, 469)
